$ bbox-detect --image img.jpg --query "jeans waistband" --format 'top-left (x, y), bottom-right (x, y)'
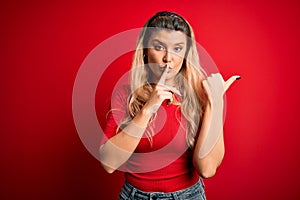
top-left (120, 178), bottom-right (204, 200)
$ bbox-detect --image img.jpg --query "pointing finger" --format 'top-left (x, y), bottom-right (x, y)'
top-left (158, 65), bottom-right (169, 85)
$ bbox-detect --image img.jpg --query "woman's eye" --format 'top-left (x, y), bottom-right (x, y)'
top-left (174, 47), bottom-right (182, 52)
top-left (154, 45), bottom-right (165, 51)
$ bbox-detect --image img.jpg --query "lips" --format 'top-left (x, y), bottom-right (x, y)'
top-left (159, 64), bottom-right (171, 72)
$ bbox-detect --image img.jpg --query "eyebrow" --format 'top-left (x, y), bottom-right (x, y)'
top-left (151, 39), bottom-right (185, 46)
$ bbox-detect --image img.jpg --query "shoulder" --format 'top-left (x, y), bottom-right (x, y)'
top-left (112, 84), bottom-right (131, 100)
top-left (111, 84), bottom-right (131, 109)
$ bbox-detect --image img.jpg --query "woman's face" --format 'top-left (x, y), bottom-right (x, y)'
top-left (146, 29), bottom-right (187, 85)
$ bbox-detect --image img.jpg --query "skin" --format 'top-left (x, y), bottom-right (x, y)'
top-left (146, 29), bottom-right (187, 86)
top-left (99, 29), bottom-right (239, 178)
top-left (194, 74), bottom-right (239, 178)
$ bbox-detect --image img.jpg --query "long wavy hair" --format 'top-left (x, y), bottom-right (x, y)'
top-left (120, 11), bottom-right (207, 148)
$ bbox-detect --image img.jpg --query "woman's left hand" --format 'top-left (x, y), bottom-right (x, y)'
top-left (202, 73), bottom-right (240, 106)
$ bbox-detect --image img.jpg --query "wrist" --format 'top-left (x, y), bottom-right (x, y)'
top-left (141, 103), bottom-right (160, 117)
top-left (140, 106), bottom-right (152, 118)
top-left (210, 98), bottom-right (224, 111)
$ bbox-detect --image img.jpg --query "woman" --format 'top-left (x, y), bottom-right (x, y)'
top-left (99, 11), bottom-right (239, 199)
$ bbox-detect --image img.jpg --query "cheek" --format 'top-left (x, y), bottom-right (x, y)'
top-left (173, 55), bottom-right (184, 69)
top-left (173, 50), bottom-right (185, 61)
top-left (147, 50), bottom-right (162, 63)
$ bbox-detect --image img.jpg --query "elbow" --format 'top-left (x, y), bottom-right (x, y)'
top-left (101, 163), bottom-right (116, 174)
top-left (99, 145), bottom-right (116, 174)
top-left (194, 157), bottom-right (218, 178)
top-left (99, 151), bottom-right (116, 174)
top-left (198, 165), bottom-right (217, 178)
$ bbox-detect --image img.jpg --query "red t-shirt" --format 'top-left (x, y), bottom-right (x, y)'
top-left (101, 85), bottom-right (199, 192)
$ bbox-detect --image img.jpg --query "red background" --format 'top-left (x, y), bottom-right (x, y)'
top-left (1, 0), bottom-right (300, 199)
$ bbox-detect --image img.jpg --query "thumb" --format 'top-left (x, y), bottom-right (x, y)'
top-left (224, 75), bottom-right (241, 92)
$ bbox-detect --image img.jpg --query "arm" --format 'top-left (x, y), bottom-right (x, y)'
top-left (99, 107), bottom-right (152, 173)
top-left (193, 73), bottom-right (239, 178)
top-left (193, 101), bottom-right (225, 178)
top-left (99, 67), bottom-right (174, 173)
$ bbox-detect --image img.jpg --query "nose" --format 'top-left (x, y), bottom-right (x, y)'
top-left (163, 50), bottom-right (172, 63)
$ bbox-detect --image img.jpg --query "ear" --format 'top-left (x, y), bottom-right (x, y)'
top-left (143, 49), bottom-right (148, 63)
top-left (143, 48), bottom-right (148, 56)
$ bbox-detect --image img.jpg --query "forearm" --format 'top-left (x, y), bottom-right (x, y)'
top-left (195, 73), bottom-right (239, 178)
top-left (99, 107), bottom-right (152, 173)
top-left (193, 102), bottom-right (225, 178)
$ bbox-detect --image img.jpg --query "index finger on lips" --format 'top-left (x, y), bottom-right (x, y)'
top-left (158, 65), bottom-right (169, 85)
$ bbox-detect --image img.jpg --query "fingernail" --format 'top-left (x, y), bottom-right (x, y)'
top-left (236, 76), bottom-right (241, 80)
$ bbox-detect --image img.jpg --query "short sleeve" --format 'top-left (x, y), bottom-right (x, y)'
top-left (99, 85), bottom-right (130, 145)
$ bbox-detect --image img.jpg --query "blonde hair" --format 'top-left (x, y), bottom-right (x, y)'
top-left (120, 11), bottom-right (207, 148)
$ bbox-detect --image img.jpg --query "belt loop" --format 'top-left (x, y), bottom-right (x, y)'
top-left (130, 187), bottom-right (137, 199)
top-left (172, 192), bottom-right (179, 200)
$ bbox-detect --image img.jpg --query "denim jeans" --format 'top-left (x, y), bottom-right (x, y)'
top-left (118, 178), bottom-right (206, 200)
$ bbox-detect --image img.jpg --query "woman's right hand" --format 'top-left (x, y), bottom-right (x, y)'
top-left (143, 66), bottom-right (174, 115)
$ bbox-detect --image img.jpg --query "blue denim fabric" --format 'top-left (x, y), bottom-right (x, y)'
top-left (118, 178), bottom-right (206, 200)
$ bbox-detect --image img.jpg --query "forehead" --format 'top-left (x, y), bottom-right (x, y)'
top-left (147, 29), bottom-right (187, 45)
